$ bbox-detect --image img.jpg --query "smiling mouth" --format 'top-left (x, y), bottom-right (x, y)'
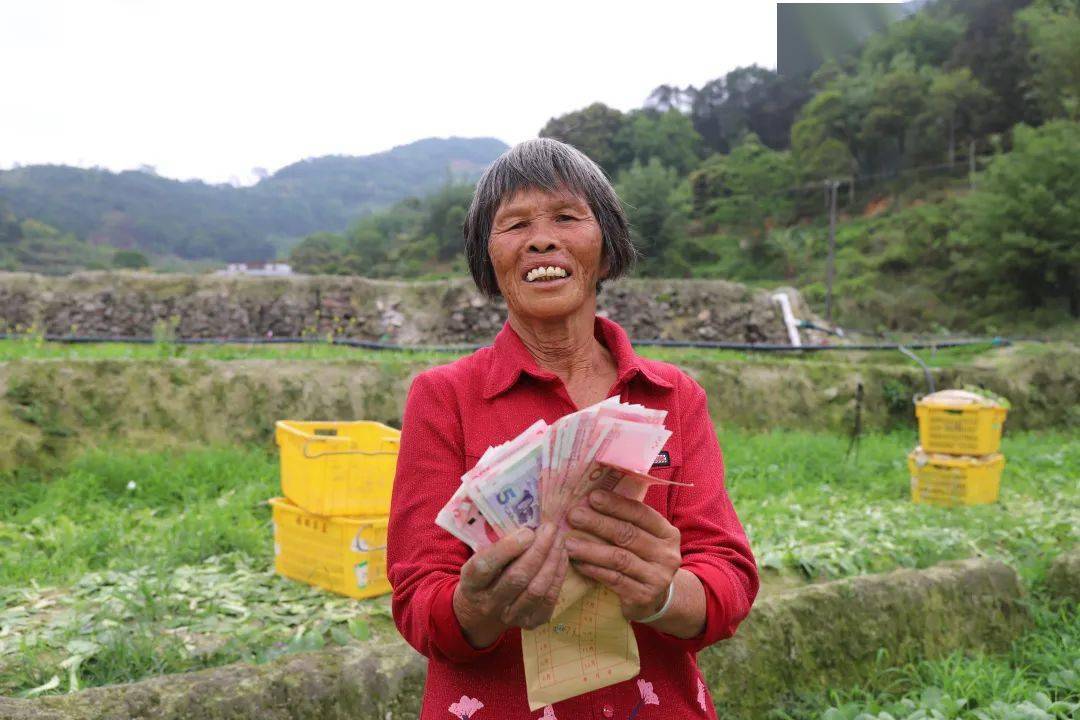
top-left (524, 266), bottom-right (571, 283)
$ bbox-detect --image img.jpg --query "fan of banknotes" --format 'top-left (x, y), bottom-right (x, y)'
top-left (437, 396), bottom-right (689, 552)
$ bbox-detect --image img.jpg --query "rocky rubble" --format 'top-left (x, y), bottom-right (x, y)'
top-left (0, 272), bottom-right (815, 345)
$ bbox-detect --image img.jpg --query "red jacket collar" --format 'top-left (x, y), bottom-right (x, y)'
top-left (482, 315), bottom-right (674, 400)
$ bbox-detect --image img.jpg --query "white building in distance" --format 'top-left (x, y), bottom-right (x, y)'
top-left (217, 262), bottom-right (294, 276)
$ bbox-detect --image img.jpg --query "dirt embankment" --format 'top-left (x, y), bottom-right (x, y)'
top-left (0, 558), bottom-right (1028, 720)
top-left (0, 272), bottom-right (813, 345)
top-left (1, 343), bottom-right (1076, 471)
top-left (1047, 545), bottom-right (1080, 603)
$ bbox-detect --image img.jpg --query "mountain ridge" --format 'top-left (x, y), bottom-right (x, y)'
top-left (0, 136), bottom-right (508, 263)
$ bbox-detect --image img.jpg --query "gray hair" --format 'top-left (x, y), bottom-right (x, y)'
top-left (463, 137), bottom-right (637, 298)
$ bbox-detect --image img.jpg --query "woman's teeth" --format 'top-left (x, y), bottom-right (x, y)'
top-left (525, 266), bottom-right (568, 282)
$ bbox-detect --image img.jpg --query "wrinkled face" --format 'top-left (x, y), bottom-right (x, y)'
top-left (488, 186), bottom-right (606, 323)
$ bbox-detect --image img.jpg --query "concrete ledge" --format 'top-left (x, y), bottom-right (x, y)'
top-left (1047, 546), bottom-right (1080, 602)
top-left (0, 558), bottom-right (1029, 720)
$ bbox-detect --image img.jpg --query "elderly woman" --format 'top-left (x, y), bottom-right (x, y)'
top-left (386, 138), bottom-right (758, 719)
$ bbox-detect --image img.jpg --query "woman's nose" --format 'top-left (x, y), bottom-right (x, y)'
top-left (528, 240), bottom-right (557, 253)
top-left (525, 217), bottom-right (562, 253)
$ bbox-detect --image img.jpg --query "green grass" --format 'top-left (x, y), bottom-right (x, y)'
top-left (0, 337), bottom-right (462, 364)
top-left (722, 431), bottom-right (1078, 586)
top-left (0, 447), bottom-right (279, 586)
top-left (0, 446), bottom-right (393, 697)
top-left (0, 430), bottom-right (1076, 697)
top-left (771, 601), bottom-right (1080, 719)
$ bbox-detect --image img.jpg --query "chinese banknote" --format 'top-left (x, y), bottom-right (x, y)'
top-left (436, 396), bottom-right (684, 551)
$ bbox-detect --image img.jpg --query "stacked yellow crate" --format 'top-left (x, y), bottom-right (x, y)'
top-left (269, 421), bottom-right (401, 599)
top-left (909, 390), bottom-right (1008, 507)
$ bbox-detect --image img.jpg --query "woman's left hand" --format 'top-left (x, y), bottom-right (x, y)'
top-left (564, 488), bottom-right (682, 622)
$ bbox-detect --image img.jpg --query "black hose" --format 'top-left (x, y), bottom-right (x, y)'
top-left (628, 338), bottom-right (1008, 352)
top-left (0, 333), bottom-right (1011, 354)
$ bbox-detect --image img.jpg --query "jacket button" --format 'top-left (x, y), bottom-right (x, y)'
top-left (601, 703), bottom-right (614, 718)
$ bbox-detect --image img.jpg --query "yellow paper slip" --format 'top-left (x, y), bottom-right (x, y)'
top-left (551, 558), bottom-right (593, 618)
top-left (522, 582), bottom-right (640, 710)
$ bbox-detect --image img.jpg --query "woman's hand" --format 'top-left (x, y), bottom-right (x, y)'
top-left (564, 489), bottom-right (683, 623)
top-left (452, 522), bottom-right (569, 649)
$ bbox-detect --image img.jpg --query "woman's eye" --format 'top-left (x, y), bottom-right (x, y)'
top-left (556, 214), bottom-right (576, 222)
top-left (509, 221), bottom-right (527, 230)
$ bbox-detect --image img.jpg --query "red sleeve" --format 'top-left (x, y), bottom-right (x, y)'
top-left (651, 374), bottom-right (759, 654)
top-left (385, 369), bottom-right (509, 664)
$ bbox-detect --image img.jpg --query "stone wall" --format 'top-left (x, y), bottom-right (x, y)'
top-left (0, 271), bottom-right (814, 345)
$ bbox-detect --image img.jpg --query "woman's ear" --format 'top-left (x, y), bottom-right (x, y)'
top-left (598, 251), bottom-right (611, 281)
top-left (595, 251), bottom-right (612, 293)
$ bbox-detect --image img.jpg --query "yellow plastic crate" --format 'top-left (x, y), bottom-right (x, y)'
top-left (915, 391), bottom-right (1008, 455)
top-left (908, 448), bottom-right (1005, 507)
top-left (275, 420), bottom-right (400, 516)
top-left (270, 497), bottom-right (391, 600)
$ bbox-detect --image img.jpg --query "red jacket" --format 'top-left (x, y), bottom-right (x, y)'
top-left (387, 316), bottom-right (758, 720)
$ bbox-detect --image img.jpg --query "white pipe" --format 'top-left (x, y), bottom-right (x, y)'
top-left (772, 292), bottom-right (802, 347)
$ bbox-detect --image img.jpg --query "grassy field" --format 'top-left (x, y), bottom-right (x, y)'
top-left (1, 428), bottom-right (1076, 702)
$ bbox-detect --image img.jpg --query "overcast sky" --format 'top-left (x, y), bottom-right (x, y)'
top-left (1, 1), bottom-right (789, 185)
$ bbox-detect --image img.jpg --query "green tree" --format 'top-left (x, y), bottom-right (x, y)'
top-left (112, 249), bottom-right (150, 269)
top-left (860, 10), bottom-right (967, 71)
top-left (339, 194), bottom-right (427, 275)
top-left (643, 84), bottom-right (694, 113)
top-left (417, 183), bottom-right (473, 261)
top-left (615, 109), bottom-right (704, 176)
top-left (944, 0), bottom-right (1042, 133)
top-left (795, 137), bottom-right (856, 183)
top-left (539, 103), bottom-right (629, 175)
top-left (343, 224), bottom-right (392, 273)
top-left (682, 66), bottom-right (811, 154)
top-left (289, 232), bottom-right (349, 275)
top-left (615, 159), bottom-right (689, 274)
top-left (688, 134), bottom-right (796, 260)
top-left (809, 59), bottom-right (847, 91)
top-left (918, 67), bottom-right (993, 165)
top-left (289, 182), bottom-right (472, 277)
top-left (790, 80), bottom-right (867, 178)
top-left (0, 203), bottom-right (23, 245)
top-left (951, 120), bottom-right (1080, 315)
top-left (1016, 0), bottom-right (1080, 119)
top-left (860, 60), bottom-right (929, 165)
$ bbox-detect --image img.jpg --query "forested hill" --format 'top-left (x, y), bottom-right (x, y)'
top-left (251, 137), bottom-right (508, 231)
top-left (289, 0), bottom-right (1079, 333)
top-left (0, 136), bottom-right (507, 263)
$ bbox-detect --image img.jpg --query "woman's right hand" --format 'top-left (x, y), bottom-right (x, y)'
top-left (452, 522), bottom-right (569, 649)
